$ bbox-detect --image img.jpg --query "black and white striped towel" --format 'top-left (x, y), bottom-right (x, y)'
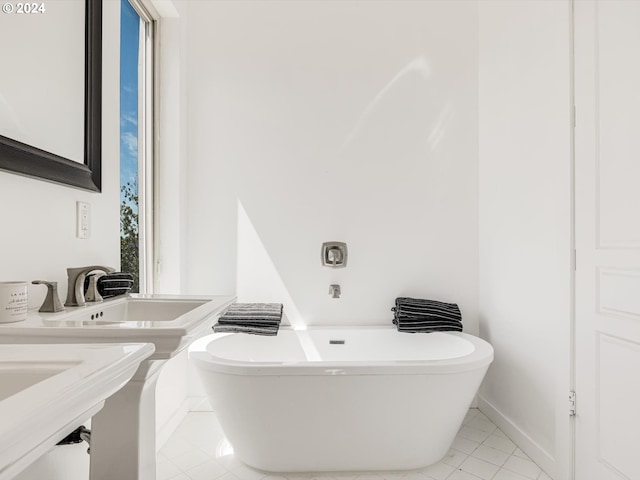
top-left (212, 323), bottom-right (279, 336)
top-left (392, 297), bottom-right (462, 333)
top-left (213, 303), bottom-right (283, 336)
top-left (84, 272), bottom-right (134, 298)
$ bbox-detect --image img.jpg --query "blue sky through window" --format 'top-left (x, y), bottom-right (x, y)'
top-left (120, 0), bottom-right (139, 205)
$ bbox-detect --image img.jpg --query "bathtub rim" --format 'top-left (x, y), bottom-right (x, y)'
top-left (189, 326), bottom-right (493, 376)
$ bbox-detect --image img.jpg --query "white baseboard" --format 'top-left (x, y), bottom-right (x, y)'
top-left (156, 398), bottom-right (190, 452)
top-left (478, 394), bottom-right (556, 478)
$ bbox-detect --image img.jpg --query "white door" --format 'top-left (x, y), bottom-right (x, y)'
top-left (574, 1), bottom-right (640, 479)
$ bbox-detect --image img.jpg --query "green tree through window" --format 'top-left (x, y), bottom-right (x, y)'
top-left (120, 181), bottom-right (139, 292)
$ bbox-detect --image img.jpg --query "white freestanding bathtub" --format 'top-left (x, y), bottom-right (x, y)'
top-left (189, 327), bottom-right (493, 472)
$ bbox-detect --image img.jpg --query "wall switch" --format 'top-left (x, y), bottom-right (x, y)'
top-left (77, 201), bottom-right (90, 239)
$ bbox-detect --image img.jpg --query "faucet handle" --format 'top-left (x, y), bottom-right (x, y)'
top-left (32, 280), bottom-right (65, 313)
top-left (327, 248), bottom-right (342, 265)
top-left (84, 273), bottom-right (106, 303)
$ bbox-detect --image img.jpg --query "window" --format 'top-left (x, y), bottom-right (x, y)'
top-left (120, 0), bottom-right (155, 293)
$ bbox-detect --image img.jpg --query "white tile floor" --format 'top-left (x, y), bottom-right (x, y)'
top-left (157, 409), bottom-right (551, 480)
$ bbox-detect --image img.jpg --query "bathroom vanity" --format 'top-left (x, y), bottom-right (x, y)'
top-left (0, 294), bottom-right (235, 480)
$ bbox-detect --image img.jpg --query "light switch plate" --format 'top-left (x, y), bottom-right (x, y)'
top-left (77, 201), bottom-right (90, 239)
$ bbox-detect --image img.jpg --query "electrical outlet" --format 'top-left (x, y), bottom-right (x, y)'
top-left (77, 201), bottom-right (90, 239)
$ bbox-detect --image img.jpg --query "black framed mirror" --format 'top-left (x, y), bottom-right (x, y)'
top-left (0, 0), bottom-right (102, 192)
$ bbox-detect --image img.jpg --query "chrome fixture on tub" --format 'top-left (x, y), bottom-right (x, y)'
top-left (322, 242), bottom-right (348, 268)
top-left (329, 284), bottom-right (341, 299)
top-left (64, 266), bottom-right (115, 307)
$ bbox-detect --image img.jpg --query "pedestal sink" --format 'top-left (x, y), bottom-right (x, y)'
top-left (0, 294), bottom-right (235, 480)
top-left (0, 342), bottom-right (154, 480)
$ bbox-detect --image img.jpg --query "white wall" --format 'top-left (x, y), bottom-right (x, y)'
top-left (478, 2), bottom-right (572, 478)
top-left (184, 0), bottom-right (480, 332)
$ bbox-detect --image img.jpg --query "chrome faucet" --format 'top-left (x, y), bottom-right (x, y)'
top-left (329, 284), bottom-right (341, 299)
top-left (64, 265), bottom-right (116, 307)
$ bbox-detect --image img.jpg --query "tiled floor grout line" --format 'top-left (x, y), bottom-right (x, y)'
top-left (157, 409), bottom-right (550, 480)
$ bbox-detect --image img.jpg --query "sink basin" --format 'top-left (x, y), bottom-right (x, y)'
top-left (0, 343), bottom-right (154, 480)
top-left (2, 294), bottom-right (236, 359)
top-left (0, 363), bottom-right (76, 401)
top-left (0, 294), bottom-right (235, 480)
